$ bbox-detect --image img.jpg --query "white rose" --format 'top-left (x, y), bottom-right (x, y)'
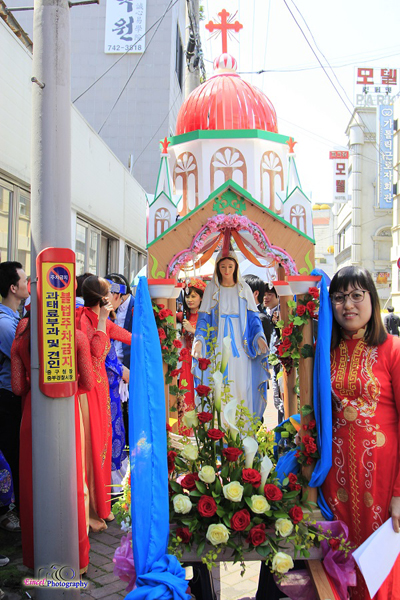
top-left (173, 494), bottom-right (192, 514)
top-left (223, 481), bottom-right (244, 503)
top-left (271, 552), bottom-right (294, 574)
top-left (199, 466), bottom-right (216, 484)
top-left (250, 495), bottom-right (270, 514)
top-left (275, 518), bottom-right (294, 538)
top-left (206, 523), bottom-right (230, 546)
top-left (183, 410), bottom-right (198, 429)
top-left (181, 444), bottom-right (199, 461)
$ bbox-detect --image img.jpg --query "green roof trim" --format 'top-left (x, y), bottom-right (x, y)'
top-left (147, 179), bottom-right (315, 249)
top-left (167, 129), bottom-right (291, 146)
top-left (282, 185), bottom-right (311, 205)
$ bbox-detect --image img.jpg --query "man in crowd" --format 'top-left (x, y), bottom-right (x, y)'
top-left (384, 306), bottom-right (400, 336)
top-left (0, 261), bottom-right (29, 530)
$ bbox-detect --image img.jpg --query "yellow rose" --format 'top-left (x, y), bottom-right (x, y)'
top-left (223, 481), bottom-right (244, 502)
top-left (206, 523), bottom-right (230, 546)
top-left (275, 518), bottom-right (294, 538)
top-left (271, 552), bottom-right (294, 574)
top-left (173, 494), bottom-right (192, 514)
top-left (181, 444), bottom-right (199, 461)
top-left (198, 466), bottom-right (216, 484)
top-left (183, 410), bottom-right (198, 429)
top-left (250, 495), bottom-right (270, 514)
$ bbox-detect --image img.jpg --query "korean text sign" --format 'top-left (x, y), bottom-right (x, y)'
top-left (378, 106), bottom-right (394, 209)
top-left (105, 0), bottom-right (146, 54)
top-left (37, 248), bottom-right (77, 398)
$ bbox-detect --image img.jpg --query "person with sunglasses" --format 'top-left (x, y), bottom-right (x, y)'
top-left (322, 266), bottom-right (400, 600)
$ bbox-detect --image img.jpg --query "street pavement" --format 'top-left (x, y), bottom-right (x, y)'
top-left (0, 390), bottom-right (280, 600)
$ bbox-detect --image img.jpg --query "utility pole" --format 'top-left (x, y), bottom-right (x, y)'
top-left (30, 0), bottom-right (80, 596)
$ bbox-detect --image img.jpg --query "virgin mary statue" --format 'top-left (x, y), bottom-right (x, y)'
top-left (192, 250), bottom-right (269, 420)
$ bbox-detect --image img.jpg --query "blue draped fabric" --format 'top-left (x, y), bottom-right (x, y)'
top-left (274, 415), bottom-right (300, 482)
top-left (309, 269), bottom-right (334, 519)
top-left (126, 277), bottom-right (189, 600)
top-left (105, 340), bottom-right (126, 471)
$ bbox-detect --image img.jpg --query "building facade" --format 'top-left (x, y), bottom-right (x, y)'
top-left (0, 13), bottom-right (146, 282)
top-left (333, 107), bottom-right (393, 305)
top-left (391, 96), bottom-right (400, 310)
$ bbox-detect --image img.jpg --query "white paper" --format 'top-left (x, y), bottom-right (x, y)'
top-left (353, 518), bottom-right (400, 598)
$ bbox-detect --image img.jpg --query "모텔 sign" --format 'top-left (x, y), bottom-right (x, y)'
top-left (37, 248), bottom-right (77, 398)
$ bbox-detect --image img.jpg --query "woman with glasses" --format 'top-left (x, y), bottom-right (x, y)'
top-left (322, 266), bottom-right (400, 600)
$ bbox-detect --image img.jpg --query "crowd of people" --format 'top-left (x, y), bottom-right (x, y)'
top-left (1, 257), bottom-right (400, 599)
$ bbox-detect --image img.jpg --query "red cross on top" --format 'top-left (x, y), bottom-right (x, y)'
top-left (205, 9), bottom-right (243, 55)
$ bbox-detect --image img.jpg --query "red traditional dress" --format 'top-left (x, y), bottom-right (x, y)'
top-left (177, 311), bottom-right (198, 435)
top-left (76, 307), bottom-right (131, 522)
top-left (322, 333), bottom-right (400, 600)
top-left (12, 318), bottom-right (94, 572)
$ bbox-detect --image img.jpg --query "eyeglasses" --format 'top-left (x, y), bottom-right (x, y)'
top-left (330, 290), bottom-right (367, 305)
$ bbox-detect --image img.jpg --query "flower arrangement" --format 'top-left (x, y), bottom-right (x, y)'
top-left (153, 302), bottom-right (183, 396)
top-left (166, 333), bottom-right (344, 576)
top-left (269, 287), bottom-right (320, 376)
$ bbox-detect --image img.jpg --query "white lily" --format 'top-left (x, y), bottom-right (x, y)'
top-left (212, 371), bottom-right (223, 412)
top-left (243, 436), bottom-right (258, 469)
top-left (220, 336), bottom-right (232, 374)
top-left (259, 455), bottom-right (273, 493)
top-left (223, 398), bottom-right (239, 442)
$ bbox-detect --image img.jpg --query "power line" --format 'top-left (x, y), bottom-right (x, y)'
top-left (73, 0), bottom-right (179, 104)
top-left (98, 0), bottom-right (175, 134)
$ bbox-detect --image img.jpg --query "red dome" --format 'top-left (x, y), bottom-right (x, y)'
top-left (175, 55), bottom-right (278, 135)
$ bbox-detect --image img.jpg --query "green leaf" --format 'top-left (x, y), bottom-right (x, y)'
top-left (216, 507), bottom-right (225, 517)
top-left (195, 481), bottom-right (207, 494)
top-left (302, 548), bottom-right (311, 558)
top-left (301, 404), bottom-right (314, 416)
top-left (282, 490), bottom-right (301, 500)
top-left (223, 515), bottom-right (231, 529)
top-left (301, 344), bottom-right (314, 359)
top-left (287, 300), bottom-right (297, 308)
top-left (282, 477), bottom-right (289, 487)
top-left (244, 497), bottom-right (253, 510)
top-left (293, 316), bottom-right (304, 326)
top-left (243, 483), bottom-right (253, 497)
top-left (170, 481), bottom-right (182, 493)
top-left (196, 539), bottom-right (206, 557)
top-left (272, 511), bottom-right (289, 519)
top-left (214, 477), bottom-right (222, 495)
top-left (220, 464), bottom-right (229, 479)
top-left (256, 545), bottom-right (271, 558)
top-left (231, 466), bottom-right (242, 481)
top-left (180, 518), bottom-right (193, 526)
top-left (189, 490), bottom-right (203, 497)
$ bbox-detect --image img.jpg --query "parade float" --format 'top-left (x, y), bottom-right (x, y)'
top-left (112, 11), bottom-right (356, 600)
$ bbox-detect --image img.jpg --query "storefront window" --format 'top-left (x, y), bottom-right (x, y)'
top-left (17, 192), bottom-right (31, 275)
top-left (0, 184), bottom-right (11, 263)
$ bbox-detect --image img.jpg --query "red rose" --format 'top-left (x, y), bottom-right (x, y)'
top-left (198, 358), bottom-right (211, 371)
top-left (282, 337), bottom-right (291, 349)
top-left (181, 472), bottom-right (199, 491)
top-left (282, 325), bottom-right (293, 337)
top-left (328, 538), bottom-right (341, 551)
top-left (198, 411), bottom-right (213, 424)
top-left (246, 523), bottom-right (266, 547)
top-left (296, 305), bottom-right (306, 316)
top-left (231, 509), bottom-right (251, 532)
top-left (306, 301), bottom-right (316, 314)
top-left (264, 484), bottom-right (283, 502)
top-left (277, 344), bottom-right (287, 357)
top-left (157, 304), bottom-right (165, 309)
top-left (289, 506), bottom-right (304, 524)
top-left (170, 368), bottom-right (182, 378)
top-left (306, 456), bottom-right (314, 465)
top-left (242, 468), bottom-right (261, 488)
top-left (176, 527), bottom-right (192, 544)
top-left (179, 348), bottom-right (191, 361)
top-left (222, 447), bottom-right (243, 462)
top-left (308, 419), bottom-right (316, 430)
top-left (158, 309), bottom-right (168, 320)
top-left (288, 473), bottom-right (301, 491)
top-left (207, 428), bottom-right (225, 441)
top-left (161, 345), bottom-right (168, 351)
top-left (167, 450), bottom-right (177, 473)
top-left (166, 423), bottom-right (172, 432)
top-left (165, 309), bottom-right (173, 317)
top-left (308, 287), bottom-right (319, 299)
top-left (158, 328), bottom-right (167, 340)
top-left (195, 385), bottom-right (211, 397)
top-left (197, 495), bottom-right (217, 517)
top-left (173, 339), bottom-right (182, 349)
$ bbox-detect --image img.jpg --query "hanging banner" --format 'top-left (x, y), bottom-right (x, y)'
top-left (105, 0), bottom-right (147, 54)
top-left (37, 248), bottom-right (77, 398)
top-left (329, 151), bottom-right (349, 203)
top-left (378, 105), bottom-right (394, 209)
top-left (354, 67), bottom-right (398, 107)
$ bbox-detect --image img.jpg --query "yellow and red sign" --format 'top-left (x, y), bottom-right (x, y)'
top-left (37, 248), bottom-right (77, 397)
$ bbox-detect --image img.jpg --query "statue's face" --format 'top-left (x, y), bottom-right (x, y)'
top-left (218, 259), bottom-right (236, 285)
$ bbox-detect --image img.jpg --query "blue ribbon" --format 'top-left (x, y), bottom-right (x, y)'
top-left (221, 314), bottom-right (240, 357)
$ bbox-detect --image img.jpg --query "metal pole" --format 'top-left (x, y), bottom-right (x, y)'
top-left (31, 0), bottom-right (79, 596)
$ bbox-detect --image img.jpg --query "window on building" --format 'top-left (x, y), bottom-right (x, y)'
top-left (124, 244), bottom-right (146, 285)
top-left (338, 223), bottom-right (351, 253)
top-left (175, 24), bottom-right (184, 90)
top-left (75, 218), bottom-right (118, 276)
top-left (374, 227), bottom-right (391, 261)
top-left (0, 178), bottom-right (31, 275)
